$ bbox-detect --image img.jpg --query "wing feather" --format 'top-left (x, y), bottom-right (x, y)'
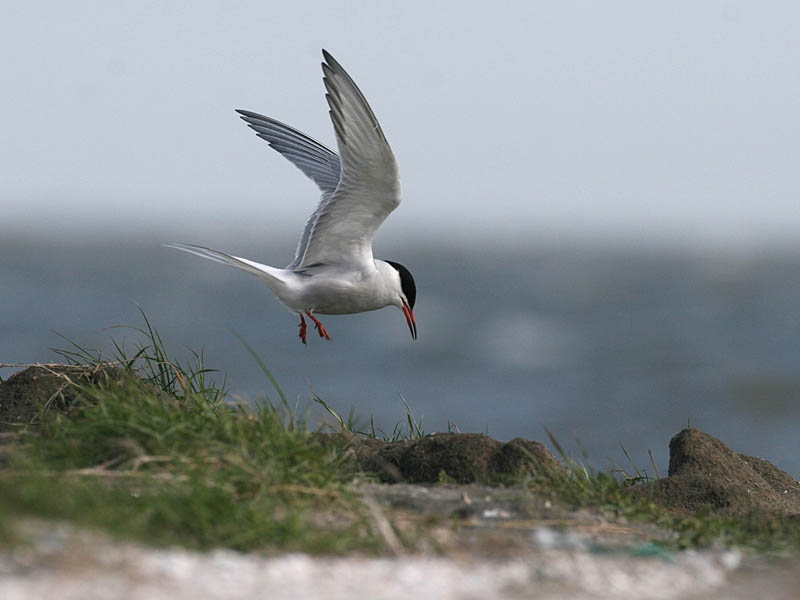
top-left (236, 109), bottom-right (341, 197)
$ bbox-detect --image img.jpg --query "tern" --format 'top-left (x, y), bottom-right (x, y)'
top-left (168, 50), bottom-right (416, 344)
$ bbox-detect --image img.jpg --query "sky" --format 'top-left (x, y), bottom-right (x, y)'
top-left (3, 1), bottom-right (800, 248)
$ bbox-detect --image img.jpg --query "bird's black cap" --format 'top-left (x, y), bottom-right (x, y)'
top-left (386, 261), bottom-right (416, 309)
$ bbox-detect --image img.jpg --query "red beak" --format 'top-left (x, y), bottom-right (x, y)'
top-left (402, 301), bottom-right (417, 341)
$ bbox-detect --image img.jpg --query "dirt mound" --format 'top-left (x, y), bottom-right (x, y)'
top-left (0, 365), bottom-right (123, 429)
top-left (631, 428), bottom-right (800, 516)
top-left (344, 433), bottom-right (565, 483)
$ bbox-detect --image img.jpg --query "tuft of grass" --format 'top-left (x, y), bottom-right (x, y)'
top-left (52, 307), bottom-right (227, 404)
top-left (312, 391), bottom-right (426, 442)
top-left (609, 441), bottom-right (656, 486)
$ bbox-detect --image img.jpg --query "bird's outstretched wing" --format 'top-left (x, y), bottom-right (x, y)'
top-left (237, 50), bottom-right (400, 270)
top-left (298, 50), bottom-right (401, 269)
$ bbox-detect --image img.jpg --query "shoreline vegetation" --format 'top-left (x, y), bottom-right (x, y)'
top-left (1, 316), bottom-right (799, 556)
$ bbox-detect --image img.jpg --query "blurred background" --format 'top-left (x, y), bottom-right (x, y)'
top-left (3, 2), bottom-right (799, 477)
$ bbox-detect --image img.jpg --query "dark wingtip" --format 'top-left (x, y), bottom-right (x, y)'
top-left (321, 49), bottom-right (344, 73)
top-left (235, 109), bottom-right (254, 123)
top-left (235, 109), bottom-right (263, 120)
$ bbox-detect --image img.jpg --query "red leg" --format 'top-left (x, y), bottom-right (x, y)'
top-left (305, 310), bottom-right (331, 340)
top-left (298, 313), bottom-right (308, 344)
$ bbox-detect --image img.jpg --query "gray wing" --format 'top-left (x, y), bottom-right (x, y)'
top-left (236, 110), bottom-right (341, 197)
top-left (296, 49), bottom-right (401, 269)
top-left (236, 110), bottom-right (342, 269)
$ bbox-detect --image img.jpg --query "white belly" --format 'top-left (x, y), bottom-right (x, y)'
top-left (272, 270), bottom-right (393, 315)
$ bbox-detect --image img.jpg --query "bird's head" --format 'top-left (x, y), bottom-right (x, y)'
top-left (385, 260), bottom-right (417, 341)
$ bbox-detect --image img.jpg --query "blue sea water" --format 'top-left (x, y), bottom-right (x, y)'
top-left (3, 235), bottom-right (800, 478)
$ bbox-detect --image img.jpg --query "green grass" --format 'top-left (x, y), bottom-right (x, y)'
top-left (52, 308), bottom-right (227, 403)
top-left (312, 391), bottom-right (426, 441)
top-left (2, 382), bottom-right (369, 552)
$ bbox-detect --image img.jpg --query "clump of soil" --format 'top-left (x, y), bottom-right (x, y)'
top-left (631, 428), bottom-right (800, 516)
top-left (342, 433), bottom-right (565, 484)
top-left (0, 365), bottom-right (123, 429)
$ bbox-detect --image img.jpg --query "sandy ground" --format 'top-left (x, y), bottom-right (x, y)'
top-left (2, 522), bottom-right (799, 600)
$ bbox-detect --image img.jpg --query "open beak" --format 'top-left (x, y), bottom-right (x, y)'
top-left (402, 300), bottom-right (417, 341)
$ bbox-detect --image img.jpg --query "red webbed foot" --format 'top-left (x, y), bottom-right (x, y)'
top-left (305, 311), bottom-right (331, 340)
top-left (298, 314), bottom-right (308, 344)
